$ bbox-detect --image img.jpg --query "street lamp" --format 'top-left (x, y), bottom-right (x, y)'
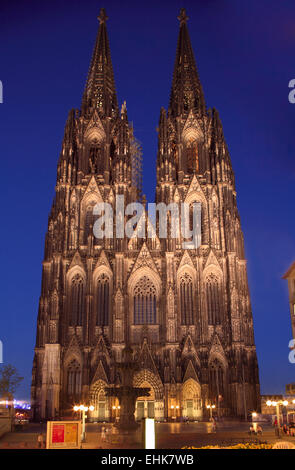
top-left (266, 400), bottom-right (289, 437)
top-left (112, 405), bottom-right (120, 422)
top-left (73, 404), bottom-right (94, 442)
top-left (206, 404), bottom-right (216, 420)
top-left (286, 400), bottom-right (295, 424)
top-left (176, 405), bottom-right (179, 421)
top-left (170, 405), bottom-right (175, 421)
top-left (251, 412), bottom-right (258, 432)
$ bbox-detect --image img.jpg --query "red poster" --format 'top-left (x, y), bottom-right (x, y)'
top-left (52, 424), bottom-right (65, 443)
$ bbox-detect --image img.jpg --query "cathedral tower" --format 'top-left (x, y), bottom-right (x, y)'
top-left (31, 8), bottom-right (260, 421)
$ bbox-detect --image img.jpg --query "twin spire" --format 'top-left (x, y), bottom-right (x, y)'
top-left (81, 8), bottom-right (118, 118)
top-left (81, 8), bottom-right (205, 119)
top-left (169, 8), bottom-right (206, 117)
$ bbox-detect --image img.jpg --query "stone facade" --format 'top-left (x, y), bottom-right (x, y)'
top-left (31, 8), bottom-right (260, 421)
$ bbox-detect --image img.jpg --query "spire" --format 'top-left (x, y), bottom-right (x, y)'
top-left (81, 8), bottom-right (118, 118)
top-left (169, 8), bottom-right (206, 117)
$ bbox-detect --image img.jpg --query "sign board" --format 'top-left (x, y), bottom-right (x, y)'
top-left (273, 441), bottom-right (295, 449)
top-left (46, 421), bottom-right (81, 449)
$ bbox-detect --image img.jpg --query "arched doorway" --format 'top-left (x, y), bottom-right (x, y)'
top-left (133, 369), bottom-right (164, 421)
top-left (89, 380), bottom-right (109, 422)
top-left (135, 380), bottom-right (155, 420)
top-left (182, 378), bottom-right (202, 420)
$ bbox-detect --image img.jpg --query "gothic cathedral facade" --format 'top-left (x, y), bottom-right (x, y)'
top-left (31, 8), bottom-right (260, 421)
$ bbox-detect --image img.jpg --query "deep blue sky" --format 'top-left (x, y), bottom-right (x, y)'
top-left (0, 0), bottom-right (295, 400)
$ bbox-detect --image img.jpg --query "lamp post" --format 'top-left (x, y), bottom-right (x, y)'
top-left (252, 411), bottom-right (258, 432)
top-left (206, 404), bottom-right (216, 420)
top-left (112, 405), bottom-right (121, 422)
top-left (170, 405), bottom-right (175, 421)
top-left (287, 399), bottom-right (295, 424)
top-left (266, 400), bottom-right (289, 438)
top-left (176, 405), bottom-right (180, 421)
top-left (73, 404), bottom-right (94, 442)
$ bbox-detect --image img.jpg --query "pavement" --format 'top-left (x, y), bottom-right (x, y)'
top-left (0, 421), bottom-right (295, 449)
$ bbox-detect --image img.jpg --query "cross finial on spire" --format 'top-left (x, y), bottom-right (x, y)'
top-left (82, 6), bottom-right (118, 117)
top-left (178, 8), bottom-right (188, 25)
top-left (98, 7), bottom-right (108, 24)
top-left (169, 7), bottom-right (206, 117)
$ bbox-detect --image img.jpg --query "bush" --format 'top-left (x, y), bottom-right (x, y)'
top-left (183, 443), bottom-right (273, 449)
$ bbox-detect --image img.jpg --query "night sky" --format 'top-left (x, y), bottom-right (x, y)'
top-left (1, 0), bottom-right (295, 401)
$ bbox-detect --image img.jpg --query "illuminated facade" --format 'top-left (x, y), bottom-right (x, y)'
top-left (31, 8), bottom-right (260, 421)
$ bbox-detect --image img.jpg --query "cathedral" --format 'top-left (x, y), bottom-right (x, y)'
top-left (31, 8), bottom-right (260, 421)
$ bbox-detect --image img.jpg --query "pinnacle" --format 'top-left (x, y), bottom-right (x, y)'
top-left (169, 9), bottom-right (206, 117)
top-left (98, 7), bottom-right (108, 24)
top-left (177, 8), bottom-right (188, 25)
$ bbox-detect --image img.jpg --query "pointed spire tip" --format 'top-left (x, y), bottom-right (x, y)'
top-left (98, 7), bottom-right (108, 24)
top-left (178, 8), bottom-right (188, 25)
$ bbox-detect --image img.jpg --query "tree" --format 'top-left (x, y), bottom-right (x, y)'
top-left (0, 364), bottom-right (23, 400)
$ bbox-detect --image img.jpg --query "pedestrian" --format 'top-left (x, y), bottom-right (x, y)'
top-left (37, 432), bottom-right (44, 449)
top-left (105, 426), bottom-right (109, 442)
top-left (257, 424), bottom-right (262, 435)
top-left (101, 425), bottom-right (106, 442)
top-left (211, 418), bottom-right (216, 433)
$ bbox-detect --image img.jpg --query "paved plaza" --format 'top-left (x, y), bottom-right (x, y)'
top-left (1, 421), bottom-right (295, 449)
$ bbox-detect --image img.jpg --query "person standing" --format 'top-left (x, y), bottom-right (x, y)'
top-left (37, 432), bottom-right (44, 449)
top-left (101, 426), bottom-right (106, 443)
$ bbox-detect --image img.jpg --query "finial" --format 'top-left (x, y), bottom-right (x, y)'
top-left (178, 8), bottom-right (188, 25)
top-left (121, 100), bottom-right (127, 116)
top-left (98, 8), bottom-right (108, 24)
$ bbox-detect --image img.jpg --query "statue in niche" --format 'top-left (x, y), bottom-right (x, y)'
top-left (89, 145), bottom-right (99, 173)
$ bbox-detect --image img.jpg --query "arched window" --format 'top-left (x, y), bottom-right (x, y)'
top-left (186, 138), bottom-right (199, 173)
top-left (209, 359), bottom-right (224, 402)
top-left (70, 274), bottom-right (84, 326)
top-left (133, 276), bottom-right (156, 325)
top-left (206, 274), bottom-right (222, 325)
top-left (88, 140), bottom-right (105, 174)
top-left (97, 274), bottom-right (110, 326)
top-left (67, 360), bottom-right (82, 402)
top-left (180, 273), bottom-right (194, 325)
